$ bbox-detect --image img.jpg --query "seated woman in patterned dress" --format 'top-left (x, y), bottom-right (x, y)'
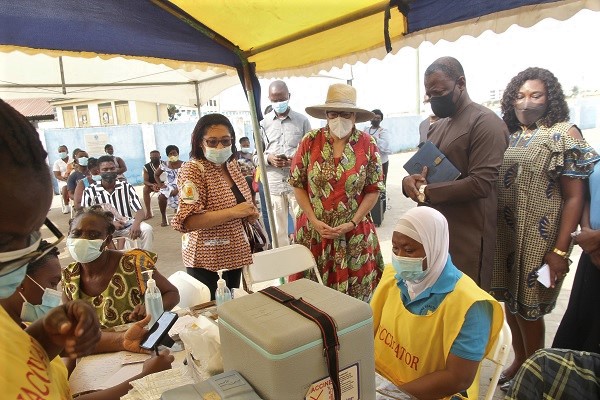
top-left (61, 207), bottom-right (179, 328)
top-left (154, 144), bottom-right (184, 227)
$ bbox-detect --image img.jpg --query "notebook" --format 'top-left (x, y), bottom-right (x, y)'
top-left (403, 141), bottom-right (461, 184)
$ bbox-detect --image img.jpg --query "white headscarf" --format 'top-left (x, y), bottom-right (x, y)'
top-left (394, 206), bottom-right (449, 299)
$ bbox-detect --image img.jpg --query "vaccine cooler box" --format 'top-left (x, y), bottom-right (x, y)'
top-left (218, 279), bottom-right (375, 400)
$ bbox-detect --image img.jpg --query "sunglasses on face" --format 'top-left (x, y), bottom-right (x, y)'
top-left (203, 137), bottom-right (233, 148)
top-left (326, 111), bottom-right (354, 119)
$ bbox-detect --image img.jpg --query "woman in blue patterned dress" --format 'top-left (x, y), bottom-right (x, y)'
top-left (491, 67), bottom-right (600, 387)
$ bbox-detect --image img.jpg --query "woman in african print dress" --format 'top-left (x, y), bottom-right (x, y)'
top-left (62, 207), bottom-right (179, 328)
top-left (289, 84), bottom-right (385, 302)
top-left (491, 67), bottom-right (600, 388)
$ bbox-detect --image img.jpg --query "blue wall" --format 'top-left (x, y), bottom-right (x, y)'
top-left (357, 115), bottom-right (422, 153)
top-left (154, 121), bottom-right (195, 161)
top-left (46, 125), bottom-right (146, 193)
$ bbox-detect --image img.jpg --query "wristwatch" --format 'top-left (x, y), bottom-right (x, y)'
top-left (417, 185), bottom-right (428, 203)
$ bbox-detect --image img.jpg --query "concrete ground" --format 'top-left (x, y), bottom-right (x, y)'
top-left (47, 147), bottom-right (586, 400)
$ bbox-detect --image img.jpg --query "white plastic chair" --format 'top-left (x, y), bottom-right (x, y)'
top-left (243, 244), bottom-right (323, 292)
top-left (483, 318), bottom-right (512, 400)
top-left (167, 271), bottom-right (211, 309)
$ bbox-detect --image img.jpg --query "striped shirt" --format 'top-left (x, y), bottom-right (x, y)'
top-left (81, 181), bottom-right (142, 218)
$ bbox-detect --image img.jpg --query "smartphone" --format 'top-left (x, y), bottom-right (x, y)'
top-left (140, 311), bottom-right (178, 351)
top-left (537, 263), bottom-right (552, 288)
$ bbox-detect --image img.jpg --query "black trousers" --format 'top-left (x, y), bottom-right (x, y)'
top-left (552, 252), bottom-right (600, 353)
top-left (186, 267), bottom-right (242, 301)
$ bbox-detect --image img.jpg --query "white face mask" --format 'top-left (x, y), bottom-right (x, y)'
top-left (328, 116), bottom-right (354, 139)
top-left (205, 146), bottom-right (233, 164)
top-left (66, 238), bottom-right (105, 263)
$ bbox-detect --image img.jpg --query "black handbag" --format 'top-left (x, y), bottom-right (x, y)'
top-left (243, 219), bottom-right (268, 253)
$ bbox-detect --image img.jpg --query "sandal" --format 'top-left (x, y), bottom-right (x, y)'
top-left (498, 372), bottom-right (512, 385)
top-left (499, 379), bottom-right (513, 392)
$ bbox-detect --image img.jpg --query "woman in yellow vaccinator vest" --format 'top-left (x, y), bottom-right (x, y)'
top-left (371, 207), bottom-right (503, 399)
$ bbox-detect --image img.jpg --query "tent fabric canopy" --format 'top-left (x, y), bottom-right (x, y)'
top-left (0, 50), bottom-right (239, 106)
top-left (1, 0), bottom-right (598, 83)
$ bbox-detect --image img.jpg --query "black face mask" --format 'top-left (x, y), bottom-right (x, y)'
top-left (371, 119), bottom-right (380, 128)
top-left (515, 102), bottom-right (547, 127)
top-left (101, 172), bottom-right (118, 183)
top-left (430, 82), bottom-right (459, 118)
top-left (150, 158), bottom-right (160, 164)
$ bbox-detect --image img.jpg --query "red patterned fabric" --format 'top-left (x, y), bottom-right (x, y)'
top-left (289, 127), bottom-right (385, 301)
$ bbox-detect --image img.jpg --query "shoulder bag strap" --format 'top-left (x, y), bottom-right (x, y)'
top-left (260, 286), bottom-right (341, 400)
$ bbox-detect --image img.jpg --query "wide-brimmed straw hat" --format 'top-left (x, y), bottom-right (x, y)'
top-left (305, 83), bottom-right (374, 123)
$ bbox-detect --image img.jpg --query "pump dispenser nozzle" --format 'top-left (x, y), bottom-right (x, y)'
top-left (215, 269), bottom-right (232, 306)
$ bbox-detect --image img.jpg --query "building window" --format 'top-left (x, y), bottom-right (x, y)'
top-left (76, 105), bottom-right (89, 127)
top-left (115, 101), bottom-right (131, 125)
top-left (63, 108), bottom-right (76, 128)
top-left (99, 103), bottom-right (114, 126)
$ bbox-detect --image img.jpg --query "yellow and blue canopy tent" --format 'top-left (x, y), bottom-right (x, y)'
top-left (1, 0), bottom-right (598, 245)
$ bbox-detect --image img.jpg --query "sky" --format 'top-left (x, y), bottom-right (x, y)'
top-left (217, 8), bottom-right (600, 119)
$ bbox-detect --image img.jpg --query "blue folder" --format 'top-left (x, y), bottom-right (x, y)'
top-left (403, 141), bottom-right (461, 184)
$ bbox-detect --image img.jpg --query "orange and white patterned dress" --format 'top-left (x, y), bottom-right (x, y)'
top-left (171, 158), bottom-right (253, 271)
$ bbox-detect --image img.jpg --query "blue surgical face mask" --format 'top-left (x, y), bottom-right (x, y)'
top-left (19, 275), bottom-right (63, 322)
top-left (0, 232), bottom-right (42, 299)
top-left (78, 157), bottom-right (89, 167)
top-left (92, 174), bottom-right (102, 182)
top-left (205, 146), bottom-right (233, 165)
top-left (58, 151), bottom-right (68, 159)
top-left (391, 253), bottom-right (427, 282)
top-left (272, 100), bottom-right (289, 114)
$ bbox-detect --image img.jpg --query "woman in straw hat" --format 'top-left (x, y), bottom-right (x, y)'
top-left (288, 83), bottom-right (385, 301)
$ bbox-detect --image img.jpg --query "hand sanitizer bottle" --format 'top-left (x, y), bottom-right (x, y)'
top-left (142, 270), bottom-right (164, 327)
top-left (215, 269), bottom-right (232, 306)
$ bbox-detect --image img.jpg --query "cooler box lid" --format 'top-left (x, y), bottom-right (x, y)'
top-left (218, 279), bottom-right (372, 358)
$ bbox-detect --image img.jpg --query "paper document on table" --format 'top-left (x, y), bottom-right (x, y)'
top-left (69, 351), bottom-right (147, 395)
top-left (168, 314), bottom-right (198, 339)
top-left (375, 373), bottom-right (417, 400)
top-left (129, 366), bottom-right (195, 400)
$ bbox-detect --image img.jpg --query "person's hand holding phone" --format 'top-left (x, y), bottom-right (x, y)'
top-left (142, 349), bottom-right (174, 375)
top-left (267, 153), bottom-right (288, 168)
top-left (123, 314), bottom-right (152, 353)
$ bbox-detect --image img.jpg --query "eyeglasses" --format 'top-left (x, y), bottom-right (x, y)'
top-left (0, 218), bottom-right (64, 277)
top-left (203, 137), bottom-right (233, 148)
top-left (326, 111), bottom-right (354, 119)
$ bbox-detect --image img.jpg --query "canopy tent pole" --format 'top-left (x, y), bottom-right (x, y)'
top-left (58, 56), bottom-right (66, 95)
top-left (242, 61), bottom-right (279, 248)
top-left (145, 0), bottom-right (281, 246)
top-left (194, 80), bottom-right (201, 116)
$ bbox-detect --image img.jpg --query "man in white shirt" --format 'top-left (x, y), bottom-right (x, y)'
top-left (52, 144), bottom-right (70, 214)
top-left (82, 155), bottom-right (153, 250)
top-left (259, 80), bottom-right (311, 246)
top-left (364, 109), bottom-right (391, 184)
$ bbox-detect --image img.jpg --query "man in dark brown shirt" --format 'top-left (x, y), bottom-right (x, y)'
top-left (402, 56), bottom-right (509, 290)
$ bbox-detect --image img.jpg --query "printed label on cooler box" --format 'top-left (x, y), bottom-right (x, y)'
top-left (305, 363), bottom-right (360, 400)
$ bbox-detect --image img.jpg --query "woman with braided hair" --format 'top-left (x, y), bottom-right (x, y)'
top-left (61, 206), bottom-right (179, 328)
top-left (0, 98), bottom-right (102, 398)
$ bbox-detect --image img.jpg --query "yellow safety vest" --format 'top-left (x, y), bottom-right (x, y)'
top-left (371, 266), bottom-right (503, 399)
top-left (0, 306), bottom-right (71, 399)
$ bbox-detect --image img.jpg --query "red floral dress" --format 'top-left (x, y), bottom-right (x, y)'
top-left (289, 127), bottom-right (385, 301)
